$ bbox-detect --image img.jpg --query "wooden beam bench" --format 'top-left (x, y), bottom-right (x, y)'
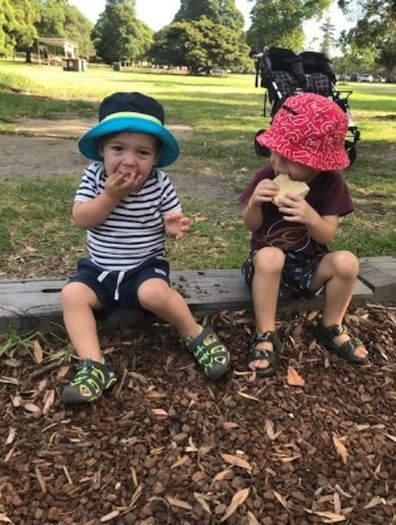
top-left (0, 256), bottom-right (394, 333)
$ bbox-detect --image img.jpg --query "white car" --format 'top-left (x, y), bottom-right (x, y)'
top-left (359, 74), bottom-right (374, 82)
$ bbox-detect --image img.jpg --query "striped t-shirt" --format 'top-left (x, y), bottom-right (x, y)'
top-left (75, 162), bottom-right (181, 271)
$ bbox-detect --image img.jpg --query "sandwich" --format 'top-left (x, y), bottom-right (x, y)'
top-left (273, 174), bottom-right (310, 206)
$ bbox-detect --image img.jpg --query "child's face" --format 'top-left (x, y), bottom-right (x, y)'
top-left (270, 152), bottom-right (319, 182)
top-left (100, 131), bottom-right (160, 181)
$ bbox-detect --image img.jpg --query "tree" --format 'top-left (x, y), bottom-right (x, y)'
top-left (92, 0), bottom-right (153, 63)
top-left (338, 0), bottom-right (395, 75)
top-left (173, 0), bottom-right (244, 32)
top-left (150, 19), bottom-right (252, 74)
top-left (35, 0), bottom-right (94, 60)
top-left (320, 17), bottom-right (336, 57)
top-left (246, 0), bottom-right (332, 52)
top-left (0, 0), bottom-right (40, 58)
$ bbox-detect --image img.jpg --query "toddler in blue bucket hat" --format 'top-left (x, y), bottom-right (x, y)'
top-left (61, 92), bottom-right (230, 404)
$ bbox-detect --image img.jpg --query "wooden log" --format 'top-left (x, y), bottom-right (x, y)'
top-left (0, 259), bottom-right (383, 333)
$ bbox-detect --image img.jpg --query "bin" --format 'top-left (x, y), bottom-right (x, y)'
top-left (63, 58), bottom-right (87, 72)
top-left (113, 62), bottom-right (121, 71)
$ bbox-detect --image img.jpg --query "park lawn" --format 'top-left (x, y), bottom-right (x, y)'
top-left (0, 62), bottom-right (395, 277)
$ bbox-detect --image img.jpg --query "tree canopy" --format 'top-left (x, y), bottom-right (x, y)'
top-left (150, 19), bottom-right (252, 74)
top-left (173, 0), bottom-right (244, 32)
top-left (337, 0), bottom-right (395, 74)
top-left (92, 0), bottom-right (153, 63)
top-left (246, 0), bottom-right (332, 52)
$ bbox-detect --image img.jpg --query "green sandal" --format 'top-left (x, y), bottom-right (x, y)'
top-left (61, 359), bottom-right (117, 404)
top-left (317, 323), bottom-right (367, 365)
top-left (247, 331), bottom-right (280, 376)
top-left (186, 325), bottom-right (230, 380)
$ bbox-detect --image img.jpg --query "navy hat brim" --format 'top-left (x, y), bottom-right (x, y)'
top-left (78, 113), bottom-right (180, 167)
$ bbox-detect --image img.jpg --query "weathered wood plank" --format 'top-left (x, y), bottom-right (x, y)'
top-left (358, 256), bottom-right (396, 300)
top-left (0, 263), bottom-right (378, 333)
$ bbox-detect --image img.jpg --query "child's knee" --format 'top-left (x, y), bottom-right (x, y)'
top-left (138, 279), bottom-right (170, 309)
top-left (61, 282), bottom-right (95, 308)
top-left (332, 250), bottom-right (359, 278)
top-left (254, 246), bottom-right (285, 274)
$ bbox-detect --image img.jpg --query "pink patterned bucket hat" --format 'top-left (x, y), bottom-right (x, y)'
top-left (257, 92), bottom-right (350, 170)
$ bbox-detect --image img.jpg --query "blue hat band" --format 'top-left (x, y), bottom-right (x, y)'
top-left (78, 114), bottom-right (179, 167)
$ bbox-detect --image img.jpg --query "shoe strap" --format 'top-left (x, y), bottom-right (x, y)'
top-left (252, 331), bottom-right (275, 345)
top-left (322, 324), bottom-right (347, 337)
top-left (186, 325), bottom-right (214, 352)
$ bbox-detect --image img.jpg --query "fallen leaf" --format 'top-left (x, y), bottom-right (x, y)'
top-left (236, 391), bottom-right (260, 401)
top-left (220, 453), bottom-right (252, 471)
top-left (24, 403), bottom-right (41, 414)
top-left (307, 310), bottom-right (319, 321)
top-left (57, 365), bottom-right (70, 379)
top-left (33, 339), bottom-right (43, 364)
top-left (0, 514), bottom-right (13, 524)
top-left (6, 427), bottom-right (16, 445)
top-left (11, 395), bottom-right (22, 407)
top-left (247, 511), bottom-right (260, 524)
top-left (220, 487), bottom-right (250, 522)
top-left (42, 389), bottom-right (55, 415)
top-left (166, 496), bottom-right (193, 510)
top-left (170, 456), bottom-right (189, 469)
top-left (364, 496), bottom-right (383, 509)
top-left (185, 436), bottom-right (198, 452)
top-left (382, 433), bottom-right (396, 443)
top-left (100, 510), bottom-right (120, 522)
top-left (210, 468), bottom-right (232, 485)
top-left (332, 435), bottom-right (348, 464)
top-left (265, 419), bottom-right (280, 440)
top-left (305, 509), bottom-right (346, 522)
top-left (152, 408), bottom-right (168, 416)
top-left (193, 492), bottom-right (212, 514)
top-left (333, 492), bottom-right (341, 514)
top-left (287, 367), bottom-right (305, 386)
top-left (273, 490), bottom-right (289, 510)
top-left (223, 421), bottom-right (239, 429)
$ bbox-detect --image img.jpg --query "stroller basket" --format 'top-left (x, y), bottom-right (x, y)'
top-left (253, 47), bottom-right (361, 168)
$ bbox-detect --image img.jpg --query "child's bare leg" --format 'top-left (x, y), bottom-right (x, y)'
top-left (310, 251), bottom-right (367, 360)
top-left (62, 282), bottom-right (103, 362)
top-left (250, 247), bottom-right (285, 370)
top-left (138, 279), bottom-right (229, 379)
top-left (137, 279), bottom-right (201, 337)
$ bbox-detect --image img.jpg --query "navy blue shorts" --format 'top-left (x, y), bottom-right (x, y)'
top-left (68, 257), bottom-right (170, 319)
top-left (241, 250), bottom-right (325, 300)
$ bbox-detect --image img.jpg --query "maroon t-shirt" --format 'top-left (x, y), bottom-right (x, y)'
top-left (240, 165), bottom-right (355, 256)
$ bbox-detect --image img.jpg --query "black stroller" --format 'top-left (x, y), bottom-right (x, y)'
top-left (252, 47), bottom-right (361, 167)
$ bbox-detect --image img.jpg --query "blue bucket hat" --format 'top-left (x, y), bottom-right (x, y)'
top-left (78, 92), bottom-right (180, 167)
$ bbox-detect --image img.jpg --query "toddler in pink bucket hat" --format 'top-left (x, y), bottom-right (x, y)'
top-left (239, 92), bottom-right (367, 377)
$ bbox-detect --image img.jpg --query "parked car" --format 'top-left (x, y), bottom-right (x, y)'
top-left (359, 73), bottom-right (374, 82)
top-left (373, 75), bottom-right (386, 83)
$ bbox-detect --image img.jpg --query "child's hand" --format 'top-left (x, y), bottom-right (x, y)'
top-left (164, 211), bottom-right (190, 239)
top-left (277, 193), bottom-right (316, 224)
top-left (105, 170), bottom-right (145, 200)
top-left (249, 179), bottom-right (278, 206)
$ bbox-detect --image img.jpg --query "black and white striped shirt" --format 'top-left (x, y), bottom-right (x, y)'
top-left (75, 162), bottom-right (181, 271)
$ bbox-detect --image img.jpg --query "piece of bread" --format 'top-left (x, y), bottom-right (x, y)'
top-left (273, 174), bottom-right (309, 206)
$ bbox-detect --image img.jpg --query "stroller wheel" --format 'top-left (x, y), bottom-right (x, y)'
top-left (345, 140), bottom-right (357, 168)
top-left (254, 128), bottom-right (270, 156)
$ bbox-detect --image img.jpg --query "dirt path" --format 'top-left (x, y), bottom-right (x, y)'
top-left (0, 119), bottom-right (234, 199)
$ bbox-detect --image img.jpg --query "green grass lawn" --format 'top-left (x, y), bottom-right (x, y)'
top-left (0, 61), bottom-right (395, 277)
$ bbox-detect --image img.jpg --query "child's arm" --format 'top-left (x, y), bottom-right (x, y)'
top-left (242, 179), bottom-right (278, 232)
top-left (73, 171), bottom-right (144, 229)
top-left (278, 194), bottom-right (339, 245)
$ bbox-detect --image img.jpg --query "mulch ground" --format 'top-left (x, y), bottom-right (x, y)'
top-left (0, 302), bottom-right (395, 525)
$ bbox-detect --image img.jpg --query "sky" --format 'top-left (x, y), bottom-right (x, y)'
top-left (68, 0), bottom-right (354, 51)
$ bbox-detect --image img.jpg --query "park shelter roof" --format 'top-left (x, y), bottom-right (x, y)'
top-left (37, 37), bottom-right (78, 58)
